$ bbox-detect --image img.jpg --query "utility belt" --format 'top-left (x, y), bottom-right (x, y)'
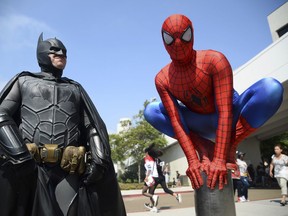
top-left (26, 143), bottom-right (89, 175)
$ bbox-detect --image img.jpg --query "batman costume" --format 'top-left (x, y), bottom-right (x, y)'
top-left (0, 34), bottom-right (126, 216)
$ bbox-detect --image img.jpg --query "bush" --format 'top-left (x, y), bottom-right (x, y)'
top-left (118, 170), bottom-right (138, 183)
top-left (119, 182), bottom-right (144, 190)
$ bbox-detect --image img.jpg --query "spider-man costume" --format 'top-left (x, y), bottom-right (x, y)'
top-left (144, 14), bottom-right (283, 190)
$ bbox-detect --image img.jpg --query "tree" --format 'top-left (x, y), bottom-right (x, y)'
top-left (109, 100), bottom-right (167, 183)
top-left (109, 133), bottom-right (127, 163)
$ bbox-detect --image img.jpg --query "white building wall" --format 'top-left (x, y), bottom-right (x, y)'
top-left (233, 32), bottom-right (288, 94)
top-left (237, 137), bottom-right (262, 167)
top-left (160, 141), bottom-right (191, 186)
top-left (267, 2), bottom-right (288, 42)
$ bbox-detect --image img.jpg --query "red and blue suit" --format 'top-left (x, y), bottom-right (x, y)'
top-left (144, 14), bottom-right (283, 190)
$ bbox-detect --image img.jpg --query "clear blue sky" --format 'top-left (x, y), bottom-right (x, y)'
top-left (0, 0), bottom-right (287, 133)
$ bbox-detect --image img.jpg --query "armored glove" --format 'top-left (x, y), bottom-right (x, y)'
top-left (83, 160), bottom-right (105, 185)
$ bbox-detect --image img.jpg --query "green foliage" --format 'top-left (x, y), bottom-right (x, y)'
top-left (110, 100), bottom-right (167, 163)
top-left (260, 132), bottom-right (288, 162)
top-left (110, 133), bottom-right (125, 162)
top-left (119, 170), bottom-right (138, 183)
top-left (109, 99), bottom-right (168, 182)
top-left (118, 182), bottom-right (144, 190)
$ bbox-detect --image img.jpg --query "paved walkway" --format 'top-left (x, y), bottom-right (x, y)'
top-left (121, 186), bottom-right (194, 197)
top-left (122, 186), bottom-right (288, 216)
top-left (126, 199), bottom-right (288, 216)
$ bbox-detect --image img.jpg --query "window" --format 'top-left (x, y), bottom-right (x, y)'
top-left (277, 23), bottom-right (288, 38)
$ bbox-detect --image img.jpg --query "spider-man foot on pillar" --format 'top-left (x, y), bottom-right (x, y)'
top-left (144, 14), bottom-right (283, 216)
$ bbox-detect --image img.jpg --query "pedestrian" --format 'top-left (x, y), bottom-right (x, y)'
top-left (172, 178), bottom-right (177, 188)
top-left (231, 152), bottom-right (245, 202)
top-left (163, 163), bottom-right (170, 187)
top-left (176, 171), bottom-right (182, 187)
top-left (142, 144), bottom-right (159, 212)
top-left (236, 151), bottom-right (251, 202)
top-left (0, 33), bottom-right (126, 215)
top-left (152, 150), bottom-right (182, 204)
top-left (247, 164), bottom-right (255, 186)
top-left (269, 143), bottom-right (288, 206)
top-left (256, 162), bottom-right (266, 187)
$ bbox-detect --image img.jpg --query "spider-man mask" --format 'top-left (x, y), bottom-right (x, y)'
top-left (162, 14), bottom-right (194, 62)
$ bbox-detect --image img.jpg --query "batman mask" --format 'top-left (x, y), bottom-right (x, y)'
top-left (37, 33), bottom-right (67, 77)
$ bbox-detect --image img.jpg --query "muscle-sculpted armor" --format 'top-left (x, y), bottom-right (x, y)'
top-left (19, 75), bottom-right (82, 148)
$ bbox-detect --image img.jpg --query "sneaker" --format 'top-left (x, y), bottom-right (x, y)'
top-left (150, 206), bottom-right (158, 213)
top-left (237, 197), bottom-right (246, 203)
top-left (144, 203), bottom-right (153, 210)
top-left (176, 194), bottom-right (182, 203)
top-left (240, 196), bottom-right (247, 202)
top-left (152, 195), bottom-right (159, 207)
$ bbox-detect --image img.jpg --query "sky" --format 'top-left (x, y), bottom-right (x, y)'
top-left (0, 0), bottom-right (287, 133)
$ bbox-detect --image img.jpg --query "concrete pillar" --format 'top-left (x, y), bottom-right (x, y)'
top-left (194, 171), bottom-right (236, 216)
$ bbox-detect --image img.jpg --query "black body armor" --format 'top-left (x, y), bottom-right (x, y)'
top-left (19, 75), bottom-right (82, 148)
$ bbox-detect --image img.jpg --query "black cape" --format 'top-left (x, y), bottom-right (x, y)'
top-left (0, 71), bottom-right (126, 216)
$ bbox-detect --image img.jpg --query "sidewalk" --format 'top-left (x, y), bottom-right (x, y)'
top-left (126, 199), bottom-right (288, 216)
top-left (121, 186), bottom-right (194, 197)
top-left (122, 187), bottom-right (288, 216)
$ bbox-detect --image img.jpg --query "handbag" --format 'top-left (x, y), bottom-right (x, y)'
top-left (145, 160), bottom-right (156, 187)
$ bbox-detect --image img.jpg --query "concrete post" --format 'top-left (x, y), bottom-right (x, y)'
top-left (194, 171), bottom-right (236, 216)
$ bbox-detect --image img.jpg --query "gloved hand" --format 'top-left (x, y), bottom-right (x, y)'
top-left (207, 158), bottom-right (227, 190)
top-left (201, 155), bottom-right (211, 175)
top-left (83, 162), bottom-right (105, 185)
top-left (186, 159), bottom-right (203, 189)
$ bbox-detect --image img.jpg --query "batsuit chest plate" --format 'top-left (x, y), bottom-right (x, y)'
top-left (19, 76), bottom-right (82, 148)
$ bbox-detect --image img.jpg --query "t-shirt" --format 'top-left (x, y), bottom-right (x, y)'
top-left (144, 155), bottom-right (158, 178)
top-left (271, 154), bottom-right (288, 180)
top-left (237, 158), bottom-right (248, 177)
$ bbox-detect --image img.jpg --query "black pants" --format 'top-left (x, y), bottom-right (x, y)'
top-left (152, 176), bottom-right (175, 196)
top-left (0, 167), bottom-right (37, 216)
top-left (232, 178), bottom-right (243, 197)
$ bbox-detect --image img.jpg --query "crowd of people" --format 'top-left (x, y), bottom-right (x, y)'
top-left (141, 142), bottom-right (288, 210)
top-left (232, 144), bottom-right (288, 207)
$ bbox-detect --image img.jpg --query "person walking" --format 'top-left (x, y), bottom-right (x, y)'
top-left (163, 163), bottom-right (170, 187)
top-left (269, 143), bottom-right (288, 206)
top-left (153, 150), bottom-right (182, 203)
top-left (231, 163), bottom-right (245, 202)
top-left (142, 144), bottom-right (159, 212)
top-left (231, 151), bottom-right (245, 202)
top-left (236, 152), bottom-right (251, 202)
top-left (176, 171), bottom-right (182, 187)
